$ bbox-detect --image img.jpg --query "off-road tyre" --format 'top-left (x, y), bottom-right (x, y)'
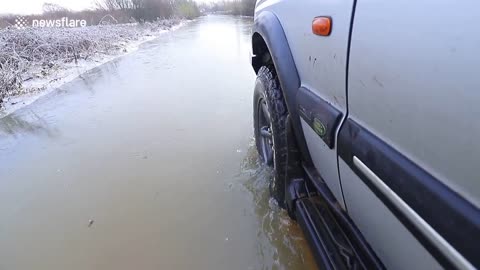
top-left (253, 66), bottom-right (289, 208)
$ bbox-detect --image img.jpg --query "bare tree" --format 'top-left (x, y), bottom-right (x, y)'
top-left (42, 3), bottom-right (69, 14)
top-left (95, 0), bottom-right (175, 21)
top-left (94, 0), bottom-right (135, 11)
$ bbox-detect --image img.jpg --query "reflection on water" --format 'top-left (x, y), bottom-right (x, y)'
top-left (75, 60), bottom-right (121, 94)
top-left (239, 142), bottom-right (317, 270)
top-left (0, 110), bottom-right (57, 138)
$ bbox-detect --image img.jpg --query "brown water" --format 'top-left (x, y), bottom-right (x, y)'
top-left (0, 15), bottom-right (317, 270)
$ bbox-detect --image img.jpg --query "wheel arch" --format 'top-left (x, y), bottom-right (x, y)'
top-left (251, 10), bottom-right (313, 166)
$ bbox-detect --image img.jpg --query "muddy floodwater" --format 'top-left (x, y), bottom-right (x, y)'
top-left (0, 15), bottom-right (317, 270)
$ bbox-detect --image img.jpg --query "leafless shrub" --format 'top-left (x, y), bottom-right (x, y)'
top-left (0, 19), bottom-right (181, 105)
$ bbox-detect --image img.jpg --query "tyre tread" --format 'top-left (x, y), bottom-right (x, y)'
top-left (255, 66), bottom-right (289, 207)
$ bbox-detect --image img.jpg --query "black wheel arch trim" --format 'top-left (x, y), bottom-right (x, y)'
top-left (338, 118), bottom-right (480, 268)
top-left (252, 11), bottom-right (313, 166)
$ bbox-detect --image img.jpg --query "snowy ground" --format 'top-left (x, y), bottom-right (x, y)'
top-left (0, 19), bottom-right (186, 117)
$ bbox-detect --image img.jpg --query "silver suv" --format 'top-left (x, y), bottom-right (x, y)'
top-left (250, 1), bottom-right (480, 269)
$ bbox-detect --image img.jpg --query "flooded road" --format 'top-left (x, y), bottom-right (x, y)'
top-left (0, 16), bottom-right (316, 270)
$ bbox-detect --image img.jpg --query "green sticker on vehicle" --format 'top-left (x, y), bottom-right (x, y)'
top-left (313, 118), bottom-right (327, 138)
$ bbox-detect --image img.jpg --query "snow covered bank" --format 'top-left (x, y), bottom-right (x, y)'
top-left (0, 19), bottom-right (186, 116)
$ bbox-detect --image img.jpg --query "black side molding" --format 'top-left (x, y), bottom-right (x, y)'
top-left (297, 87), bottom-right (343, 148)
top-left (338, 118), bottom-right (480, 268)
top-left (252, 11), bottom-right (313, 166)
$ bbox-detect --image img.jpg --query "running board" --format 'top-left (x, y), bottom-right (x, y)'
top-left (292, 179), bottom-right (384, 270)
top-left (296, 197), bottom-right (362, 269)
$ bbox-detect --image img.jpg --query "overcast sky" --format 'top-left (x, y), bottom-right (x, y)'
top-left (0, 0), bottom-right (214, 15)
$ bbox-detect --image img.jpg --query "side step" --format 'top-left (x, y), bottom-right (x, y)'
top-left (296, 197), bottom-right (361, 270)
top-left (291, 179), bottom-right (384, 270)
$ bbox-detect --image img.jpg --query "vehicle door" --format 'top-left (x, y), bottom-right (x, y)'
top-left (339, 1), bottom-right (480, 269)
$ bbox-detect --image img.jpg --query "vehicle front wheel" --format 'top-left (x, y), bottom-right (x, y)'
top-left (253, 66), bottom-right (288, 208)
